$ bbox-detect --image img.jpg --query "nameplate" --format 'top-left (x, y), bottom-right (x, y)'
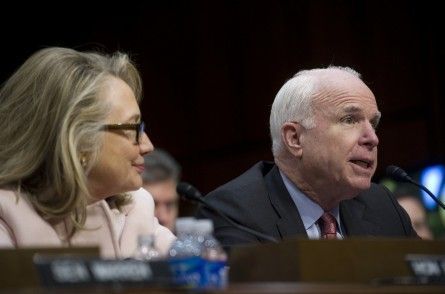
top-left (34, 255), bottom-right (173, 288)
top-left (406, 254), bottom-right (445, 278)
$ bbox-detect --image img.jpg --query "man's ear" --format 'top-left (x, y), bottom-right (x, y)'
top-left (280, 122), bottom-right (303, 158)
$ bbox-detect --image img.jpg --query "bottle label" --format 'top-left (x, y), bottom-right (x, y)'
top-left (168, 256), bottom-right (204, 288)
top-left (204, 260), bottom-right (228, 288)
top-left (168, 257), bottom-right (227, 289)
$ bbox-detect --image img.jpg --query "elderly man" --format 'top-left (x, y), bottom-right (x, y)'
top-left (197, 66), bottom-right (418, 246)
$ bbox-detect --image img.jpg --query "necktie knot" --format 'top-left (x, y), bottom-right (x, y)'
top-left (319, 212), bottom-right (337, 239)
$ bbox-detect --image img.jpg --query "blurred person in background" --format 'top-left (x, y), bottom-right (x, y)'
top-left (142, 149), bottom-right (181, 233)
top-left (394, 184), bottom-right (434, 240)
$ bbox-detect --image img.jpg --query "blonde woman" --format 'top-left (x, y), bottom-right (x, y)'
top-left (0, 47), bottom-right (175, 258)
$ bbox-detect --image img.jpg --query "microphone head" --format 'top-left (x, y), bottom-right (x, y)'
top-left (386, 165), bottom-right (412, 182)
top-left (176, 182), bottom-right (202, 200)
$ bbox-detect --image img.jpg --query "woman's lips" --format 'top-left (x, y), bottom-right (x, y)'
top-left (133, 164), bottom-right (145, 173)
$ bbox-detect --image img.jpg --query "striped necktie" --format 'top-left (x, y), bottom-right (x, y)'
top-left (319, 212), bottom-right (338, 239)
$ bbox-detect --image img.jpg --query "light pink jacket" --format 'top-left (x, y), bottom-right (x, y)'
top-left (0, 188), bottom-right (175, 259)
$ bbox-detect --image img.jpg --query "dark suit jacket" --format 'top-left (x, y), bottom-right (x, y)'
top-left (196, 161), bottom-right (418, 246)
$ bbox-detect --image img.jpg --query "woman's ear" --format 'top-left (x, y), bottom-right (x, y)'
top-left (79, 152), bottom-right (90, 169)
top-left (280, 122), bottom-right (304, 158)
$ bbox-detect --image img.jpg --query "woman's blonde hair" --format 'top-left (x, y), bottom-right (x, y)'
top-left (0, 47), bottom-right (142, 231)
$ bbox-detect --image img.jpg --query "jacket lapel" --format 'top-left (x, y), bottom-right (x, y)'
top-left (340, 197), bottom-right (382, 236)
top-left (264, 165), bottom-right (307, 239)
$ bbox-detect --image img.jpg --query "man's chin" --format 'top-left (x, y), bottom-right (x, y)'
top-left (351, 178), bottom-right (372, 192)
top-left (342, 177), bottom-right (372, 198)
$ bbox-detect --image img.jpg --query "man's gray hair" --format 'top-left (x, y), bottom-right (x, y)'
top-left (269, 66), bottom-right (361, 157)
top-left (142, 149), bottom-right (181, 183)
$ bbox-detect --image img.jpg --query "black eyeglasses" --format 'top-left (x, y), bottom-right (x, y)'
top-left (102, 121), bottom-right (145, 144)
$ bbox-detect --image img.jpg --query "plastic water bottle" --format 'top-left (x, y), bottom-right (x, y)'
top-left (168, 217), bottom-right (200, 258)
top-left (195, 219), bottom-right (227, 261)
top-left (133, 234), bottom-right (161, 261)
top-left (168, 218), bottom-right (202, 287)
top-left (195, 219), bottom-right (228, 288)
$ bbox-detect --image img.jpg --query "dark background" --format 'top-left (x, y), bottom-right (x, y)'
top-left (1, 1), bottom-right (444, 215)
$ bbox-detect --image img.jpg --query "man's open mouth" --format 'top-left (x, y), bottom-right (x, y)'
top-left (350, 159), bottom-right (372, 169)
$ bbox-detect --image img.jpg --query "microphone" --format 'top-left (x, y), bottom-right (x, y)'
top-left (386, 165), bottom-right (445, 210)
top-left (177, 182), bottom-right (278, 243)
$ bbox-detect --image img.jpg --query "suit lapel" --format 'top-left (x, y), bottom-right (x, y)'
top-left (264, 165), bottom-right (307, 239)
top-left (340, 197), bottom-right (382, 236)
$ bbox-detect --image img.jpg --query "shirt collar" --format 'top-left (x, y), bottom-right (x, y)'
top-left (279, 170), bottom-right (341, 230)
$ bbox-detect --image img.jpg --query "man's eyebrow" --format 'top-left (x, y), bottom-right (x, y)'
top-left (342, 106), bottom-right (381, 118)
top-left (342, 105), bottom-right (362, 114)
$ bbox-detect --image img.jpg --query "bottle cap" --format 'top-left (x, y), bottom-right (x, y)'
top-left (175, 217), bottom-right (196, 234)
top-left (195, 219), bottom-right (213, 234)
